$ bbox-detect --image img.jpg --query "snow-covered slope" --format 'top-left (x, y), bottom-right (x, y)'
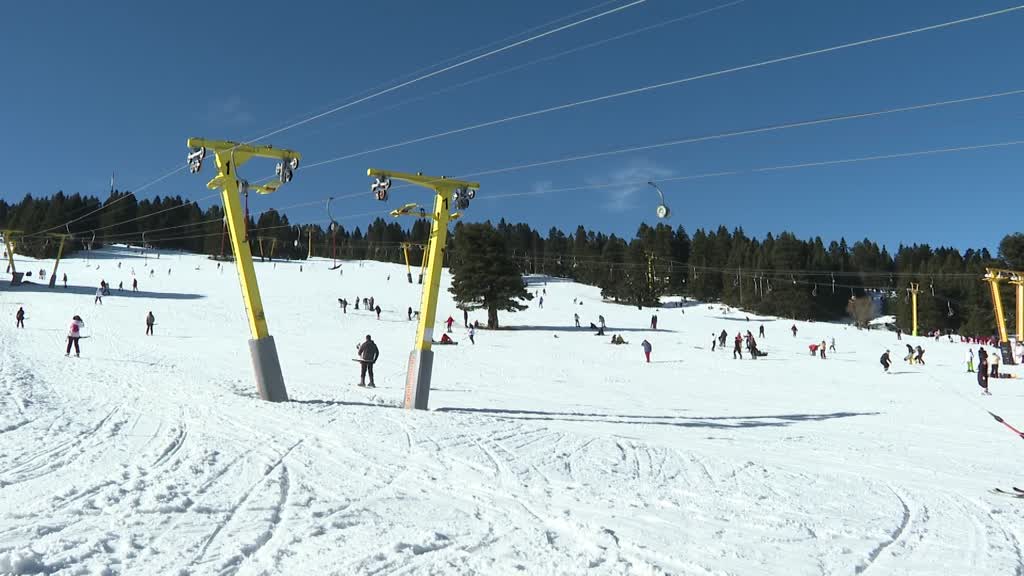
top-left (0, 247), bottom-right (1022, 575)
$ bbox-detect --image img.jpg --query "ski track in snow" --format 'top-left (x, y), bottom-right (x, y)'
top-left (0, 248), bottom-right (1023, 574)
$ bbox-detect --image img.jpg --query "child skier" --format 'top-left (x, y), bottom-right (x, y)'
top-left (641, 339), bottom-right (652, 363)
top-left (65, 315), bottom-right (84, 357)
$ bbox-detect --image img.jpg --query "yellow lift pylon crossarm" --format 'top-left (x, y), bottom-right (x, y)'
top-left (367, 168), bottom-right (479, 410)
top-left (187, 138), bottom-right (300, 402)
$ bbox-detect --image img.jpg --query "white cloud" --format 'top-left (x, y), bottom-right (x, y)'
top-left (590, 159), bottom-right (675, 212)
top-left (208, 95), bottom-right (253, 126)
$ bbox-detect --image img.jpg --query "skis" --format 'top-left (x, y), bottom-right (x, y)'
top-left (991, 487), bottom-right (1024, 498)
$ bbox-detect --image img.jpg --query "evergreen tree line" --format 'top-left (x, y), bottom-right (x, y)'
top-left (1, 191), bottom-right (1021, 336)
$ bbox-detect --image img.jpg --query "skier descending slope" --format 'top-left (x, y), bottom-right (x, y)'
top-left (356, 334), bottom-right (379, 388)
top-left (65, 315), bottom-right (85, 357)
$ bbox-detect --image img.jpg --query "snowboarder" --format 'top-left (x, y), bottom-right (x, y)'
top-left (650, 315), bottom-right (658, 330)
top-left (94, 287), bottom-right (103, 305)
top-left (468, 324), bottom-right (476, 345)
top-left (978, 347), bottom-right (990, 394)
top-left (880, 350), bottom-right (891, 372)
top-left (641, 339), bottom-right (652, 363)
top-left (375, 305), bottom-right (381, 320)
top-left (574, 313), bottom-right (580, 328)
top-left (758, 324), bottom-right (765, 339)
top-left (791, 324), bottom-right (798, 337)
top-left (65, 315), bottom-right (84, 357)
top-left (914, 346), bottom-right (925, 365)
top-left (146, 311), bottom-right (155, 336)
top-left (356, 335), bottom-right (379, 388)
top-left (132, 278), bottom-right (138, 292)
top-left (733, 333), bottom-right (743, 359)
top-left (15, 307), bottom-right (24, 328)
top-left (446, 315), bottom-right (455, 333)
top-left (966, 348), bottom-right (975, 373)
top-left (408, 306), bottom-right (413, 321)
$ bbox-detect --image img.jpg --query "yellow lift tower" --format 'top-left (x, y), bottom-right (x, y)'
top-left (187, 138), bottom-right (301, 402)
top-left (984, 268), bottom-right (1023, 365)
top-left (2, 230), bottom-right (23, 285)
top-left (47, 232), bottom-right (70, 288)
top-left (367, 168), bottom-right (478, 410)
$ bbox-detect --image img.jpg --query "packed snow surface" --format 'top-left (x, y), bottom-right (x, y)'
top-left (0, 246), bottom-right (1022, 575)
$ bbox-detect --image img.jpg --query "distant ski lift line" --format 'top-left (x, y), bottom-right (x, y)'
top-left (31, 0), bottom-right (646, 239)
top-left (300, 3), bottom-right (1024, 171)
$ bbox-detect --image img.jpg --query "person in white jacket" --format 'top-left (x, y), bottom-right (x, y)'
top-left (966, 348), bottom-right (974, 373)
top-left (94, 287), bottom-right (103, 305)
top-left (66, 315), bottom-right (84, 357)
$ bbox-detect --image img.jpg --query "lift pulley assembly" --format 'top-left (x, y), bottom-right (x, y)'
top-left (372, 177), bottom-right (393, 201)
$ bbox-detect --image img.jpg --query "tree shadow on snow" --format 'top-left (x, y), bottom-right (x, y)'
top-left (3, 283), bottom-right (205, 300)
top-left (434, 407), bottom-right (880, 430)
top-left (500, 325), bottom-right (676, 333)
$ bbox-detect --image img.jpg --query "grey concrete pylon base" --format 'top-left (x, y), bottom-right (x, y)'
top-left (404, 348), bottom-right (434, 410)
top-left (250, 336), bottom-right (289, 402)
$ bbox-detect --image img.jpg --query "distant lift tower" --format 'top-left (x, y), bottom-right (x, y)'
top-left (984, 268), bottom-right (1022, 365)
top-left (367, 168), bottom-right (478, 410)
top-left (187, 138), bottom-right (301, 402)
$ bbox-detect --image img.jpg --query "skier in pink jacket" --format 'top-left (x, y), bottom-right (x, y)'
top-left (66, 315), bottom-right (84, 357)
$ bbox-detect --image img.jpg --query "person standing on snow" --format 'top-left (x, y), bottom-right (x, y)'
top-left (791, 324), bottom-right (798, 338)
top-left (146, 311), bottom-right (155, 336)
top-left (446, 315), bottom-right (455, 333)
top-left (355, 297), bottom-right (359, 310)
top-left (904, 344), bottom-right (915, 364)
top-left (711, 333), bottom-right (717, 351)
top-left (829, 338), bottom-right (836, 353)
top-left (819, 340), bottom-right (827, 359)
top-left (408, 306), bottom-right (413, 321)
top-left (65, 315), bottom-right (84, 357)
top-left (538, 296), bottom-right (544, 309)
top-left (650, 314), bottom-right (658, 330)
top-left (641, 339), bottom-right (652, 362)
top-left (356, 334), bottom-right (379, 388)
top-left (15, 307), bottom-right (25, 328)
top-left (132, 278), bottom-right (138, 292)
top-left (733, 333), bottom-right (743, 359)
top-left (574, 313), bottom-right (580, 328)
top-left (758, 324), bottom-right (765, 339)
top-left (468, 324), bottom-right (476, 345)
top-left (914, 345), bottom-right (925, 365)
top-left (978, 347), bottom-right (990, 394)
top-left (990, 349), bottom-right (1000, 377)
top-left (966, 348), bottom-right (975, 372)
top-left (880, 350), bottom-right (891, 372)
top-left (598, 315), bottom-right (606, 336)
top-left (62, 273), bottom-right (67, 288)
top-left (94, 286), bottom-right (103, 305)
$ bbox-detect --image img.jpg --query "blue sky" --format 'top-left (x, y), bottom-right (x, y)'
top-left (1, 0), bottom-right (1022, 251)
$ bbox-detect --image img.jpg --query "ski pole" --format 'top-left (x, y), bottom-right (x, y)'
top-left (988, 411), bottom-right (1024, 440)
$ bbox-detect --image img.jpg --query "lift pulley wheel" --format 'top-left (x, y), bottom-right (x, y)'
top-left (187, 146), bottom-right (207, 174)
top-left (372, 177), bottom-right (392, 201)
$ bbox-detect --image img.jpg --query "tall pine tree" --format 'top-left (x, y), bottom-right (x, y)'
top-left (449, 223), bottom-right (533, 329)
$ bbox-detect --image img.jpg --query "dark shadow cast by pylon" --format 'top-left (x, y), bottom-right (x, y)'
top-left (290, 398), bottom-right (402, 409)
top-left (2, 282), bottom-right (205, 300)
top-left (434, 406), bottom-right (881, 430)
